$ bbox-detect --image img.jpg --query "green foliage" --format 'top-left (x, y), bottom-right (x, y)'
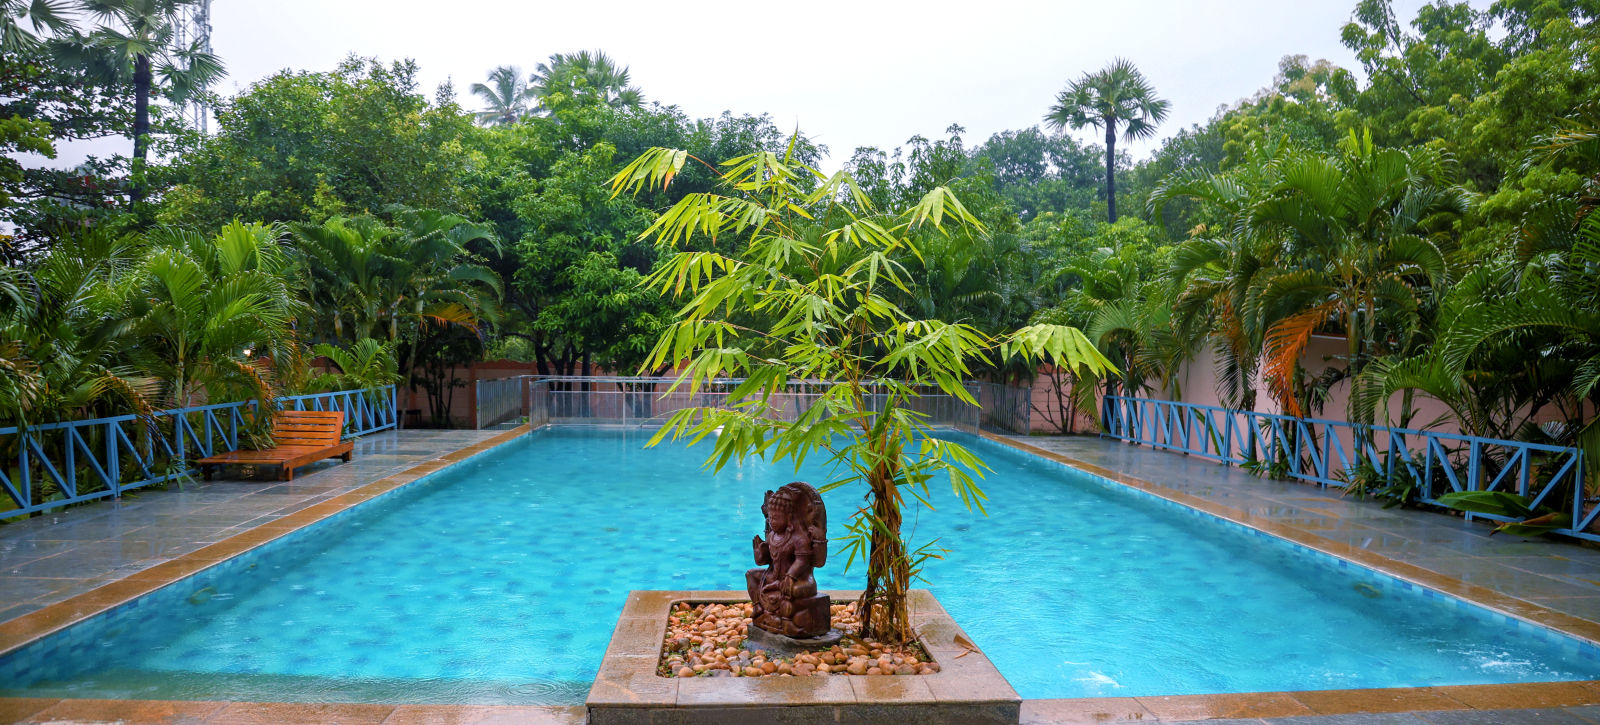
top-left (1435, 490), bottom-right (1572, 537)
top-left (312, 338), bottom-right (400, 391)
top-left (612, 140), bottom-right (1115, 644)
top-left (130, 221), bottom-right (298, 406)
top-left (1046, 58), bottom-right (1169, 222)
top-left (470, 65), bottom-right (533, 126)
top-left (161, 56), bottom-right (474, 228)
top-left (527, 50), bottom-right (643, 112)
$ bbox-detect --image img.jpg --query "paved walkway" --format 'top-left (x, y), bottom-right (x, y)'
top-left (0, 428), bottom-right (500, 623)
top-left (1009, 435), bottom-right (1600, 622)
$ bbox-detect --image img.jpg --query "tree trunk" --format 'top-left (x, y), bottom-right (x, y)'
top-left (400, 332), bottom-right (423, 430)
top-left (858, 439), bottom-right (912, 644)
top-left (131, 53), bottom-right (152, 204)
top-left (1104, 122), bottom-right (1118, 224)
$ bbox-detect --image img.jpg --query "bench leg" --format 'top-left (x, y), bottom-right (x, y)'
top-left (342, 452), bottom-right (352, 462)
top-left (284, 466), bottom-right (294, 482)
top-left (202, 464), bottom-right (213, 481)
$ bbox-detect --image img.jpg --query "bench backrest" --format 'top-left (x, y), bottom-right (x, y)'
top-left (273, 410), bottom-right (345, 448)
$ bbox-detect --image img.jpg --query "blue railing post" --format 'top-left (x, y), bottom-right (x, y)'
top-left (1095, 395), bottom-right (1594, 542)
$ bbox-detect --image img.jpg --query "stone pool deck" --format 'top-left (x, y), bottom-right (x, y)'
top-left (0, 428), bottom-right (505, 622)
top-left (2, 429), bottom-right (1600, 723)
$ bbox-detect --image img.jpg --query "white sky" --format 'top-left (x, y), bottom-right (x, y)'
top-left (54, 0), bottom-right (1477, 171)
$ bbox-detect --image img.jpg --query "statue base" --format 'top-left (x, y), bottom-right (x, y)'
top-left (743, 624), bottom-right (845, 658)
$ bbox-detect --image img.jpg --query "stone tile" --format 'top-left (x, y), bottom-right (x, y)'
top-left (1414, 708), bottom-right (1595, 724)
top-left (206, 702), bottom-right (395, 724)
top-left (0, 576), bottom-right (96, 602)
top-left (676, 673), bottom-right (856, 706)
top-left (1568, 705), bottom-right (1600, 723)
top-left (0, 601), bottom-right (44, 621)
top-left (587, 654), bottom-right (677, 707)
top-left (1263, 715), bottom-right (1429, 724)
top-left (22, 698), bottom-right (227, 723)
top-left (1163, 720), bottom-right (1270, 725)
top-left (381, 704), bottom-right (585, 725)
top-left (1438, 682), bottom-right (1600, 709)
top-left (1288, 688), bottom-right (1467, 715)
top-left (1136, 692), bottom-right (1314, 720)
top-left (848, 674), bottom-right (936, 703)
top-left (1018, 697), bottom-right (1154, 723)
top-left (0, 698), bottom-right (58, 723)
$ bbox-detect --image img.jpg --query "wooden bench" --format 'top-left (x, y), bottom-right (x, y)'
top-left (198, 410), bottom-right (354, 482)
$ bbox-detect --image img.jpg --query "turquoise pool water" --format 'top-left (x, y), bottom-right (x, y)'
top-left (3, 427), bottom-right (1600, 703)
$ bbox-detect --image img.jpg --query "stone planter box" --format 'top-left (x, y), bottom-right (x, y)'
top-left (586, 589), bottom-right (1020, 725)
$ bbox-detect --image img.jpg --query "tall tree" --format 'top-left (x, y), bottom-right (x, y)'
top-left (1045, 58), bottom-right (1169, 223)
top-left (0, 0), bottom-right (70, 52)
top-left (527, 49), bottom-right (643, 111)
top-left (612, 142), bottom-right (1115, 645)
top-left (80, 0), bottom-right (223, 203)
top-left (470, 65), bottom-right (532, 126)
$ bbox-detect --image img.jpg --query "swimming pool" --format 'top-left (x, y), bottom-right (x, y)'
top-left (3, 427), bottom-right (1599, 703)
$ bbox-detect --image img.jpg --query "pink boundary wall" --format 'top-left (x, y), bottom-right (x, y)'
top-left (1026, 335), bottom-right (1459, 440)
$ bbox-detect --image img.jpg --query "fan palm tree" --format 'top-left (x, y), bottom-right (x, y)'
top-left (470, 65), bottom-right (533, 126)
top-left (79, 0), bottom-right (224, 202)
top-left (1044, 58), bottom-right (1169, 223)
top-left (528, 50), bottom-right (644, 111)
top-left (0, 0), bottom-right (72, 52)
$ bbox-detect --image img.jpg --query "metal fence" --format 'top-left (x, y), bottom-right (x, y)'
top-left (0, 385), bottom-right (396, 519)
top-left (281, 386), bottom-right (398, 438)
top-left (1100, 394), bottom-right (1595, 542)
top-left (978, 382), bottom-right (1032, 434)
top-left (491, 376), bottom-right (990, 431)
top-left (475, 377), bottom-right (526, 429)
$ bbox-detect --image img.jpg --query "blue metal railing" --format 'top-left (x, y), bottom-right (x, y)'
top-left (280, 386), bottom-right (398, 438)
top-left (1100, 395), bottom-right (1595, 542)
top-left (0, 385), bottom-right (397, 519)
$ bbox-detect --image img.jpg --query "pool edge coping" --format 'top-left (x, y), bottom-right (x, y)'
top-left (2, 424), bottom-right (1600, 722)
top-left (0, 424), bottom-right (533, 658)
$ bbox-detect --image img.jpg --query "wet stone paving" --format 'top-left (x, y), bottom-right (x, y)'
top-left (0, 429), bottom-right (500, 623)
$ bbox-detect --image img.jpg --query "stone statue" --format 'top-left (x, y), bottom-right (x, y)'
top-left (746, 481), bottom-right (831, 639)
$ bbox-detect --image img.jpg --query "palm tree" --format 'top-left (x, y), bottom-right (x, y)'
top-left (1150, 148), bottom-right (1281, 411)
top-left (292, 216), bottom-right (394, 343)
top-left (80, 0), bottom-right (224, 203)
top-left (291, 209), bottom-right (501, 385)
top-left (385, 207), bottom-right (502, 384)
top-left (0, 0), bottom-right (71, 52)
top-left (1044, 58), bottom-right (1169, 223)
top-left (1248, 132), bottom-right (1467, 422)
top-left (0, 226), bottom-right (156, 428)
top-left (130, 221), bottom-right (298, 407)
top-left (470, 65), bottom-right (533, 126)
top-left (528, 50), bottom-right (644, 111)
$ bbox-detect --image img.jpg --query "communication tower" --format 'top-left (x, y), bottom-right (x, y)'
top-left (171, 0), bottom-right (214, 134)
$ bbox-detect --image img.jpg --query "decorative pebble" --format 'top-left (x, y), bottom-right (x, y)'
top-left (660, 600), bottom-right (935, 680)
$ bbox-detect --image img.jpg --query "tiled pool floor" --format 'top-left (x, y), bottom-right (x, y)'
top-left (0, 428), bottom-right (501, 622)
top-left (1006, 435), bottom-right (1600, 624)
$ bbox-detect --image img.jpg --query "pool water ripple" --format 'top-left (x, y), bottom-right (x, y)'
top-left (3, 427), bottom-right (1599, 703)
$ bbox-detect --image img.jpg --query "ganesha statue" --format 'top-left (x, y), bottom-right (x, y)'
top-left (745, 481), bottom-right (831, 639)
